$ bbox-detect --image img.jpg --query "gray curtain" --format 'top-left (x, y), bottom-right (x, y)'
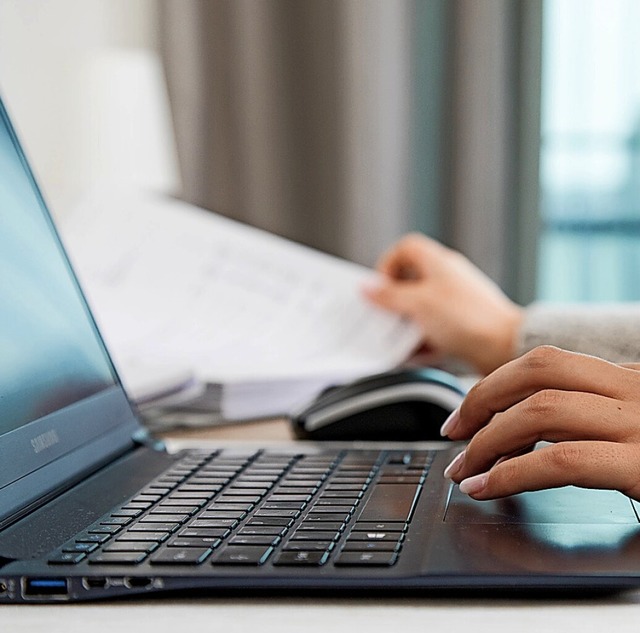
top-left (446, 0), bottom-right (542, 303)
top-left (158, 0), bottom-right (541, 292)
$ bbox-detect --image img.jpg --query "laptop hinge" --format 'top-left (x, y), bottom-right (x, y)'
top-left (132, 427), bottom-right (166, 452)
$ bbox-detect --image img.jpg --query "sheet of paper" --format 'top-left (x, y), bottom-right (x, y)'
top-left (61, 188), bottom-right (421, 403)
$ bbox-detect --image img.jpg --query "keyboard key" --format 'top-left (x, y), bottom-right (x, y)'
top-left (88, 524), bottom-right (121, 535)
top-left (288, 477), bottom-right (327, 485)
top-left (303, 513), bottom-right (350, 523)
top-left (237, 526), bottom-right (287, 537)
top-left (140, 514), bottom-right (190, 524)
top-left (228, 535), bottom-right (280, 546)
top-left (89, 552), bottom-right (148, 565)
top-left (123, 502), bottom-right (154, 512)
top-left (261, 502), bottom-right (306, 510)
top-left (212, 546), bottom-right (273, 566)
top-left (100, 517), bottom-right (132, 526)
top-left (62, 542), bottom-right (99, 553)
top-left (133, 494), bottom-right (163, 503)
top-left (353, 522), bottom-right (407, 532)
top-left (272, 551), bottom-right (329, 566)
top-left (75, 533), bottom-right (110, 544)
top-left (179, 528), bottom-right (230, 539)
top-left (341, 541), bottom-right (400, 552)
top-left (205, 503), bottom-right (254, 513)
top-left (153, 505), bottom-right (200, 515)
top-left (275, 487), bottom-right (317, 496)
top-left (306, 505), bottom-right (353, 514)
top-left (111, 508), bottom-right (143, 518)
top-left (168, 537), bottom-right (222, 549)
top-left (246, 517), bottom-right (294, 528)
top-left (129, 522), bottom-right (180, 533)
top-left (314, 497), bottom-right (360, 505)
top-left (216, 495), bottom-right (262, 504)
top-left (48, 552), bottom-right (86, 565)
top-left (229, 482), bottom-right (272, 490)
top-left (333, 551), bottom-right (398, 566)
top-left (283, 541), bottom-right (333, 551)
top-left (290, 531), bottom-right (339, 542)
top-left (267, 495), bottom-right (311, 503)
top-left (295, 521), bottom-right (344, 532)
top-left (187, 477), bottom-right (229, 485)
top-left (166, 493), bottom-right (211, 502)
top-left (117, 531), bottom-right (170, 542)
top-left (224, 487), bottom-right (269, 496)
top-left (319, 491), bottom-right (363, 499)
top-left (346, 531), bottom-right (404, 542)
top-left (176, 485), bottom-right (222, 494)
top-left (191, 518), bottom-right (239, 529)
top-left (103, 542), bottom-right (159, 553)
top-left (150, 548), bottom-right (211, 565)
top-left (253, 509), bottom-right (300, 519)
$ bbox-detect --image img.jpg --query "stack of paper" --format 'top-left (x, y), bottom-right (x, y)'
top-left (60, 188), bottom-right (422, 428)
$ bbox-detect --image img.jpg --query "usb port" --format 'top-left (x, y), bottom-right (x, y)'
top-left (83, 576), bottom-right (108, 590)
top-left (23, 578), bottom-right (68, 597)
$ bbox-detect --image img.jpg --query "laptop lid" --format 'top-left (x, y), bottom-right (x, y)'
top-left (0, 95), bottom-right (142, 529)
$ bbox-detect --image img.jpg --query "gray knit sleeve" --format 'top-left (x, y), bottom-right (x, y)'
top-left (516, 303), bottom-right (640, 363)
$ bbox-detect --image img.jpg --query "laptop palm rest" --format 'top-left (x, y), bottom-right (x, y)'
top-left (423, 484), bottom-right (640, 576)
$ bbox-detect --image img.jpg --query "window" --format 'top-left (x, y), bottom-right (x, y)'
top-left (538, 0), bottom-right (640, 302)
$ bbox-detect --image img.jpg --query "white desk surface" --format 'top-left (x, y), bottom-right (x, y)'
top-left (5, 419), bottom-right (640, 631)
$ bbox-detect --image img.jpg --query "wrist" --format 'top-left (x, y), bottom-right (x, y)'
top-left (468, 305), bottom-right (524, 375)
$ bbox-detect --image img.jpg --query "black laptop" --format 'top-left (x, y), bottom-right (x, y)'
top-left (2, 94), bottom-right (640, 604)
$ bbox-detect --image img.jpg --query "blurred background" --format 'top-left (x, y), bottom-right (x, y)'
top-left (0, 0), bottom-right (638, 306)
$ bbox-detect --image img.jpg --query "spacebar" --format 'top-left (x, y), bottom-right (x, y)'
top-left (357, 484), bottom-right (421, 523)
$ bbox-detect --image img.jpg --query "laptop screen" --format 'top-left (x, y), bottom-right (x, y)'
top-left (0, 97), bottom-right (140, 522)
top-left (0, 120), bottom-right (117, 436)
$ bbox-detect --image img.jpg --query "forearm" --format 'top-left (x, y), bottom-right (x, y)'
top-left (517, 303), bottom-right (640, 363)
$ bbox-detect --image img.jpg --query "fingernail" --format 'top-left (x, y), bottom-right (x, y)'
top-left (459, 472), bottom-right (489, 496)
top-left (440, 407), bottom-right (460, 437)
top-left (443, 450), bottom-right (465, 479)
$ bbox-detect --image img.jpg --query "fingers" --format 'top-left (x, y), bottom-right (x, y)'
top-left (452, 441), bottom-right (640, 500)
top-left (442, 347), bottom-right (640, 501)
top-left (362, 279), bottom-right (425, 319)
top-left (446, 346), bottom-right (640, 440)
top-left (375, 233), bottom-right (448, 279)
top-left (446, 389), bottom-right (640, 483)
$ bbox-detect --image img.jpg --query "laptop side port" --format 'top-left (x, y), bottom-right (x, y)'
top-left (23, 577), bottom-right (69, 598)
top-left (83, 576), bottom-right (109, 590)
top-left (124, 576), bottom-right (153, 589)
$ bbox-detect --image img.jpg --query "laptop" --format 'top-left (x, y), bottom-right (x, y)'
top-left (1, 94), bottom-right (640, 604)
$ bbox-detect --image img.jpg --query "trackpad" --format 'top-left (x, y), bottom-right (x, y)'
top-left (444, 484), bottom-right (639, 524)
top-left (434, 486), bottom-right (640, 572)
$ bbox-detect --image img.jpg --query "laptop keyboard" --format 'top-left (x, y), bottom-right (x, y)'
top-left (47, 449), bottom-right (434, 569)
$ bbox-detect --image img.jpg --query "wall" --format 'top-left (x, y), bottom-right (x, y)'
top-left (0, 0), bottom-right (178, 219)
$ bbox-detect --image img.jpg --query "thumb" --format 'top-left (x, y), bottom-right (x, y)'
top-left (362, 279), bottom-right (423, 320)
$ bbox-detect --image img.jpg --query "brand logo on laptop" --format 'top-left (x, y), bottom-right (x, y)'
top-left (30, 429), bottom-right (60, 454)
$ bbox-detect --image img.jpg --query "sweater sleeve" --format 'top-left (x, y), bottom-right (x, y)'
top-left (516, 303), bottom-right (640, 364)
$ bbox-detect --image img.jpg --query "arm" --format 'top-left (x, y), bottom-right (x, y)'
top-left (364, 233), bottom-right (640, 371)
top-left (518, 303), bottom-right (640, 364)
top-left (442, 346), bottom-right (640, 500)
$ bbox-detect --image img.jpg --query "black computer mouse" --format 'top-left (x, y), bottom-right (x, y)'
top-left (290, 367), bottom-right (467, 442)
